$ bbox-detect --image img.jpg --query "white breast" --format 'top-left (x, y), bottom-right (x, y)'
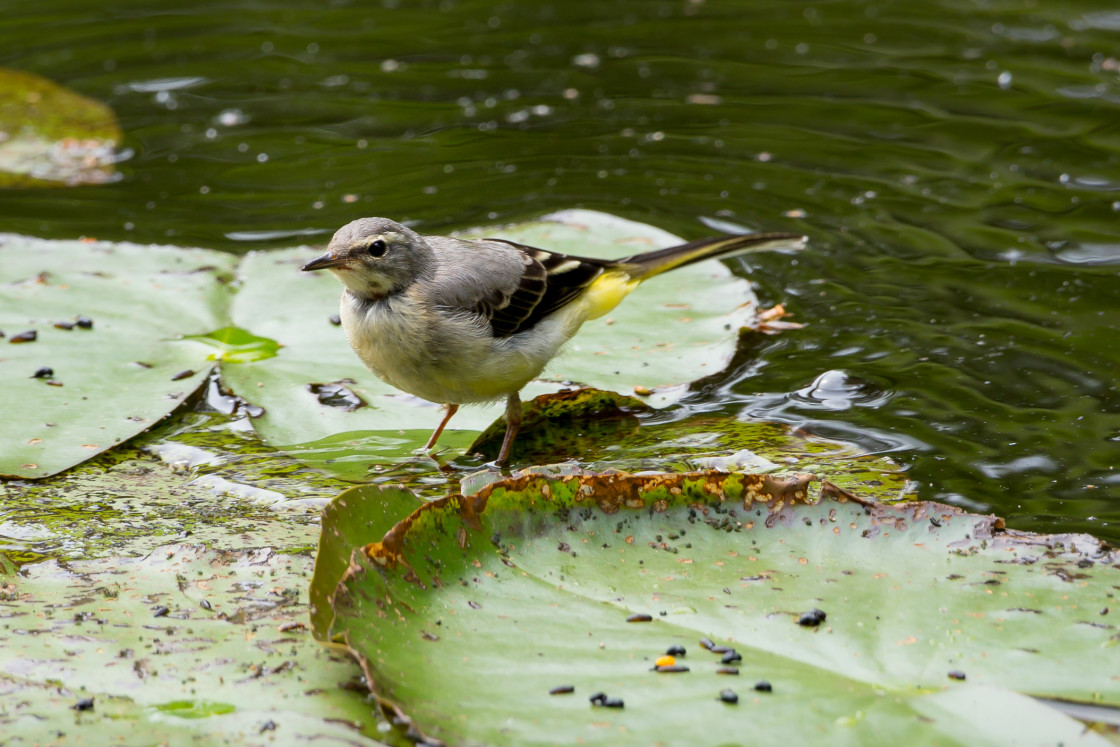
top-left (339, 290), bottom-right (589, 405)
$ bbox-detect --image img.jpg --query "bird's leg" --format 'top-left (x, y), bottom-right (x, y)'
top-left (423, 403), bottom-right (459, 452)
top-left (495, 392), bottom-right (522, 466)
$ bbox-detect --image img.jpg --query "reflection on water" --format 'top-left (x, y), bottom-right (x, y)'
top-left (3, 0), bottom-right (1120, 538)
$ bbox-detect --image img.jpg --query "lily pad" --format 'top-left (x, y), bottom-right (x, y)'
top-left (469, 387), bottom-right (650, 462)
top-left (0, 235), bottom-right (235, 479)
top-left (318, 471), bottom-right (1120, 746)
top-left (0, 543), bottom-right (386, 744)
top-left (226, 209), bottom-right (767, 453)
top-left (0, 68), bottom-right (122, 187)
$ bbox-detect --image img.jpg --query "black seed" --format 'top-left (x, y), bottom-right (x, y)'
top-left (152, 605), bottom-right (170, 618)
top-left (9, 330), bottom-right (37, 343)
top-left (947, 670), bottom-right (966, 681)
top-left (666, 645), bottom-right (686, 656)
top-left (46, 380), bottom-right (63, 387)
top-left (199, 599), bottom-right (212, 611)
top-left (929, 516), bottom-right (942, 527)
top-left (589, 692), bottom-right (606, 705)
top-left (721, 650), bottom-right (742, 664)
top-left (627, 613), bottom-right (652, 623)
top-left (328, 314), bottom-right (342, 326)
top-left (550, 685), bottom-right (575, 695)
top-left (602, 697), bottom-right (624, 708)
top-left (259, 719), bottom-right (277, 733)
top-left (798, 608), bottom-right (827, 627)
top-left (719, 689), bottom-right (739, 704)
top-left (170, 369), bottom-right (195, 381)
top-left (710, 645), bottom-right (731, 654)
top-left (72, 697), bottom-right (95, 711)
top-left (75, 316), bottom-right (94, 329)
top-left (717, 667), bottom-right (739, 675)
top-left (754, 681), bottom-right (773, 692)
top-left (1101, 607), bottom-right (1109, 616)
top-left (654, 665), bottom-right (690, 673)
top-left (53, 321), bottom-right (74, 330)
top-left (699, 637), bottom-right (714, 650)
top-left (32, 367), bottom-right (53, 378)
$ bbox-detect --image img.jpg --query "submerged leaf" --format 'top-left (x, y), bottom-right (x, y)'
top-left (318, 471), bottom-right (1120, 746)
top-left (0, 68), bottom-right (122, 187)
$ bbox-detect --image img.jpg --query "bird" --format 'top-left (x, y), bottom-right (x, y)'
top-left (302, 217), bottom-right (806, 465)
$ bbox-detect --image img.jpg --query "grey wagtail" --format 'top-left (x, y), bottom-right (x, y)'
top-left (302, 217), bottom-right (806, 465)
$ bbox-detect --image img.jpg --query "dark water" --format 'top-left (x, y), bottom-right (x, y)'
top-left (4, 0), bottom-right (1119, 539)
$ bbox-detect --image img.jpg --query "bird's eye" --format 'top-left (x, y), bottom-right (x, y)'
top-left (367, 239), bottom-right (388, 257)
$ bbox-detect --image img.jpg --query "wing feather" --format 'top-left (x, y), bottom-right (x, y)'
top-left (479, 238), bottom-right (612, 337)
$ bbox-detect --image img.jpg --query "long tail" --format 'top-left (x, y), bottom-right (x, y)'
top-left (617, 232), bottom-right (807, 280)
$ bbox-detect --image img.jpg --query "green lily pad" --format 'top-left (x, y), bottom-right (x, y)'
top-left (226, 209), bottom-right (767, 454)
top-left (0, 235), bottom-right (236, 479)
top-left (0, 68), bottom-right (122, 187)
top-left (318, 472), bottom-right (1120, 746)
top-left (0, 543), bottom-right (387, 744)
top-left (309, 485), bottom-right (422, 639)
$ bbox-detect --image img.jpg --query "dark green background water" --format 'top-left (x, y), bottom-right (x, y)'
top-left (4, 0), bottom-right (1119, 539)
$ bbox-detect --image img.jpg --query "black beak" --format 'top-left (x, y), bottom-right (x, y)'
top-left (301, 252), bottom-right (348, 272)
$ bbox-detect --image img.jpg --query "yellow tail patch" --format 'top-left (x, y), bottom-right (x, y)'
top-left (582, 270), bottom-right (640, 320)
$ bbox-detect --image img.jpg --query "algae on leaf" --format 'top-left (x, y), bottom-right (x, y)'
top-left (0, 543), bottom-right (387, 745)
top-left (316, 471), bottom-right (1119, 747)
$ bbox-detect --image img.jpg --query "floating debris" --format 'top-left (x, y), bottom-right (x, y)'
top-left (798, 608), bottom-right (827, 627)
top-left (666, 645), bottom-right (686, 656)
top-left (170, 369), bottom-right (195, 381)
top-left (947, 670), bottom-right (966, 681)
top-left (721, 650), bottom-right (742, 664)
top-left (75, 315), bottom-right (94, 329)
top-left (717, 667), bottom-right (739, 675)
top-left (626, 613), bottom-right (652, 623)
top-left (754, 681), bottom-right (773, 692)
top-left (719, 689), bottom-right (739, 704)
top-left (72, 697), bottom-right (94, 712)
top-left (9, 330), bottom-right (37, 343)
top-left (549, 685), bottom-right (575, 695)
top-left (32, 367), bottom-right (53, 378)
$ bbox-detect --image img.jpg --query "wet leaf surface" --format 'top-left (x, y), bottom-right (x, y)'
top-left (319, 472), bottom-right (1120, 746)
top-left (0, 543), bottom-right (383, 744)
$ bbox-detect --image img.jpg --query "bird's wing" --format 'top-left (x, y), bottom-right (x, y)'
top-left (479, 238), bottom-right (614, 337)
top-left (426, 235), bottom-right (614, 338)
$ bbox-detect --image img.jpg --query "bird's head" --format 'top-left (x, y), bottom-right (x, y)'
top-left (302, 217), bottom-right (433, 299)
